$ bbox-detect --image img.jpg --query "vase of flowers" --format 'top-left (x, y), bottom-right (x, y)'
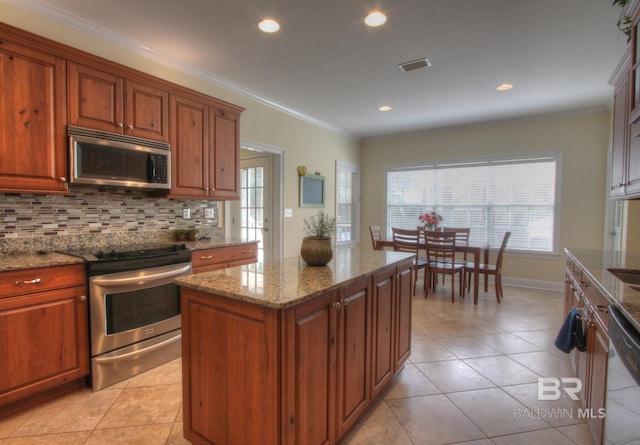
top-left (301, 210), bottom-right (336, 266)
top-left (419, 211), bottom-right (443, 231)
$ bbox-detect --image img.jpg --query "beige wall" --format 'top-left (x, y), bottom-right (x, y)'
top-left (0, 3), bottom-right (360, 259)
top-left (361, 111), bottom-right (612, 285)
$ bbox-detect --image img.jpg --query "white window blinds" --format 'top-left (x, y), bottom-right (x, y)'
top-left (387, 156), bottom-right (558, 252)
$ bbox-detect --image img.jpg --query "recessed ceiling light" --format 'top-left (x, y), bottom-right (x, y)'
top-left (258, 19), bottom-right (280, 33)
top-left (496, 83), bottom-right (514, 91)
top-left (379, 105), bottom-right (392, 112)
top-left (364, 11), bottom-right (387, 27)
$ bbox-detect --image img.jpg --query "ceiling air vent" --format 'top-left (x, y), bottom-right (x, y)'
top-left (398, 58), bottom-right (431, 72)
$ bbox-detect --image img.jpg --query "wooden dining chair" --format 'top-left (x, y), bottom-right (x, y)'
top-left (369, 225), bottom-right (383, 250)
top-left (438, 227), bottom-right (470, 283)
top-left (465, 231), bottom-right (511, 303)
top-left (392, 228), bottom-right (427, 296)
top-left (424, 230), bottom-right (465, 302)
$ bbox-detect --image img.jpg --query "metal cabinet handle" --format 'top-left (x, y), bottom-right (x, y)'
top-left (333, 301), bottom-right (341, 310)
top-left (242, 250), bottom-right (254, 254)
top-left (14, 278), bottom-right (41, 285)
top-left (596, 305), bottom-right (609, 314)
top-left (200, 255), bottom-right (213, 260)
top-left (80, 295), bottom-right (86, 302)
top-left (117, 123), bottom-right (124, 128)
top-left (128, 124), bottom-right (134, 130)
top-left (59, 177), bottom-right (67, 182)
top-left (342, 298), bottom-right (349, 306)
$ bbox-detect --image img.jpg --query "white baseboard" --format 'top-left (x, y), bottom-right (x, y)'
top-left (502, 277), bottom-right (564, 292)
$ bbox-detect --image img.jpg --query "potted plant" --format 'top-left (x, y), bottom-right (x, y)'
top-left (174, 228), bottom-right (187, 241)
top-left (187, 228), bottom-right (198, 241)
top-left (300, 210), bottom-right (336, 266)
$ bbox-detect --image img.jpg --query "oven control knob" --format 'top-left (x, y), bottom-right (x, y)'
top-left (109, 250), bottom-right (117, 258)
top-left (96, 251), bottom-right (105, 260)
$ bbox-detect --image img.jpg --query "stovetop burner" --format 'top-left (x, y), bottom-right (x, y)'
top-left (58, 243), bottom-right (193, 276)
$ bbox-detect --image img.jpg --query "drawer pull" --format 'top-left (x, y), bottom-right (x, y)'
top-left (15, 278), bottom-right (42, 285)
top-left (596, 305), bottom-right (609, 314)
top-left (242, 250), bottom-right (254, 254)
top-left (200, 255), bottom-right (213, 260)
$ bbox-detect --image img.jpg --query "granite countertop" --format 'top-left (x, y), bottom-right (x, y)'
top-left (0, 239), bottom-right (256, 273)
top-left (565, 248), bottom-right (640, 332)
top-left (0, 252), bottom-right (85, 272)
top-left (175, 248), bottom-right (414, 309)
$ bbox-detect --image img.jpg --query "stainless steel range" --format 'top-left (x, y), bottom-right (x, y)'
top-left (62, 243), bottom-right (192, 390)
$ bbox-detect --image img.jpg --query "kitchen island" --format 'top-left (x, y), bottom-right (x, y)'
top-left (175, 247), bottom-right (414, 445)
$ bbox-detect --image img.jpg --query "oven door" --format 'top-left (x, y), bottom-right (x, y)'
top-left (89, 262), bottom-right (191, 357)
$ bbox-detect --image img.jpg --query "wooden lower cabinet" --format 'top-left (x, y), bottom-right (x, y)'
top-left (0, 264), bottom-right (89, 417)
top-left (564, 254), bottom-right (609, 445)
top-left (191, 243), bottom-right (258, 274)
top-left (181, 262), bottom-right (412, 445)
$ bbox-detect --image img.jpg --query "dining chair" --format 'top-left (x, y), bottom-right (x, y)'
top-left (438, 227), bottom-right (470, 283)
top-left (423, 230), bottom-right (465, 302)
top-left (465, 231), bottom-right (511, 303)
top-left (369, 225), bottom-right (383, 250)
top-left (392, 227), bottom-right (427, 296)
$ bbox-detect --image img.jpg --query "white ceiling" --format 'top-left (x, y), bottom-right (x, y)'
top-left (8, 0), bottom-right (630, 138)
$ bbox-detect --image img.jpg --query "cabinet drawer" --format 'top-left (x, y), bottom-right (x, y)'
top-left (0, 264), bottom-right (86, 298)
top-left (191, 244), bottom-right (258, 269)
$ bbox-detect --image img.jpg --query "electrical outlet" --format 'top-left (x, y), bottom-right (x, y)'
top-left (284, 208), bottom-right (293, 218)
top-left (508, 261), bottom-right (514, 270)
top-left (183, 208), bottom-right (191, 219)
top-left (205, 208), bottom-right (214, 219)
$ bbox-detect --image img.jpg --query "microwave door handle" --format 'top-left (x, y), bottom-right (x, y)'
top-left (148, 154), bottom-right (156, 181)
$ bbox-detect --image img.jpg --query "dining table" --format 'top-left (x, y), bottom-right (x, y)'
top-left (377, 238), bottom-right (489, 305)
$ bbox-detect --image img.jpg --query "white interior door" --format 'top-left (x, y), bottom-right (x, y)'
top-left (230, 154), bottom-right (273, 262)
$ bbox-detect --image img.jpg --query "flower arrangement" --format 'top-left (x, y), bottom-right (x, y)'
top-left (303, 210), bottom-right (337, 238)
top-left (419, 211), bottom-right (443, 231)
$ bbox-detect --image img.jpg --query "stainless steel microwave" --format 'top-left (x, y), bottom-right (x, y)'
top-left (68, 126), bottom-right (171, 190)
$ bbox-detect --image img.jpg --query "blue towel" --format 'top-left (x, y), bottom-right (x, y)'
top-left (554, 307), bottom-right (586, 353)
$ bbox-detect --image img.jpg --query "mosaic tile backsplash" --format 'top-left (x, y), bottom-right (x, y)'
top-left (0, 185), bottom-right (223, 254)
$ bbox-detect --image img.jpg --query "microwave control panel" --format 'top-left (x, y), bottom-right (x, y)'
top-left (148, 154), bottom-right (168, 184)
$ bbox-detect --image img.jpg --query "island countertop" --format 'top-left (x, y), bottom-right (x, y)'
top-left (565, 248), bottom-right (640, 332)
top-left (175, 247), bottom-right (414, 309)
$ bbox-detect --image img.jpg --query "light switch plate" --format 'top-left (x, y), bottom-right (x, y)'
top-left (183, 208), bottom-right (191, 219)
top-left (205, 208), bottom-right (215, 219)
top-left (284, 208), bottom-right (293, 218)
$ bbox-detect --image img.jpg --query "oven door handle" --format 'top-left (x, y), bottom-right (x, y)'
top-left (93, 333), bottom-right (181, 364)
top-left (91, 263), bottom-right (191, 287)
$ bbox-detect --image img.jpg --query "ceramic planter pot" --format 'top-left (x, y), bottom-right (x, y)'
top-left (300, 236), bottom-right (333, 266)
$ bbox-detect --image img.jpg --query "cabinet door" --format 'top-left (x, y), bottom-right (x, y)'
top-left (611, 54), bottom-right (630, 198)
top-left (0, 41), bottom-right (68, 194)
top-left (170, 94), bottom-right (209, 198)
top-left (210, 106), bottom-right (240, 199)
top-left (0, 286), bottom-right (88, 405)
top-left (371, 267), bottom-right (395, 399)
top-left (395, 264), bottom-right (412, 370)
top-left (586, 309), bottom-right (608, 445)
top-left (282, 291), bottom-right (337, 445)
top-left (125, 80), bottom-right (169, 141)
top-left (627, 116), bottom-right (640, 196)
top-left (336, 277), bottom-right (370, 437)
top-left (68, 62), bottom-right (124, 134)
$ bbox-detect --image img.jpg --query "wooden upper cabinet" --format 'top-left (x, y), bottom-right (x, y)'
top-left (210, 106), bottom-right (241, 199)
top-left (68, 62), bottom-right (169, 141)
top-left (170, 93), bottom-right (209, 198)
top-left (610, 50), bottom-right (630, 198)
top-left (0, 40), bottom-right (68, 194)
top-left (170, 93), bottom-right (243, 199)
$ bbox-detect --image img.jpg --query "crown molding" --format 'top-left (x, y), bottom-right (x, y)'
top-left (5, 0), bottom-right (355, 139)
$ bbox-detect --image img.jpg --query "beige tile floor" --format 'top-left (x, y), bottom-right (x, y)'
top-left (0, 280), bottom-right (592, 445)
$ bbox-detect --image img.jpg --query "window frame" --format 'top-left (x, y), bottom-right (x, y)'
top-left (384, 153), bottom-right (562, 255)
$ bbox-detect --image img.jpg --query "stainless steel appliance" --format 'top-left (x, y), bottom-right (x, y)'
top-left (62, 244), bottom-right (191, 390)
top-left (68, 126), bottom-right (171, 190)
top-left (605, 306), bottom-right (640, 444)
